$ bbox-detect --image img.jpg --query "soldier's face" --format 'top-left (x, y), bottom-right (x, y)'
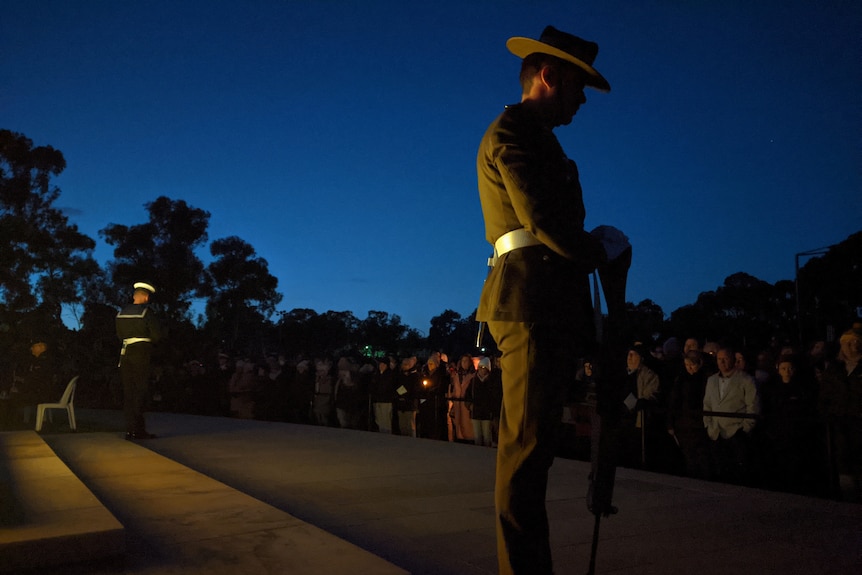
top-left (553, 66), bottom-right (587, 126)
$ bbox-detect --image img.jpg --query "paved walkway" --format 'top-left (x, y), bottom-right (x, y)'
top-left (0, 431), bottom-right (124, 572)
top-left (10, 410), bottom-right (862, 574)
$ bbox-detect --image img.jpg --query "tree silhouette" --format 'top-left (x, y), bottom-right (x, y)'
top-left (275, 308), bottom-right (359, 358)
top-left (669, 272), bottom-right (794, 350)
top-left (100, 196), bottom-right (210, 323)
top-left (203, 236), bottom-right (282, 350)
top-left (4, 131), bottom-right (858, 383)
top-left (0, 129), bottom-right (97, 331)
top-left (797, 231), bottom-right (862, 341)
top-left (358, 310), bottom-right (412, 357)
top-left (428, 309), bottom-right (485, 357)
top-left (625, 298), bottom-right (666, 344)
top-left (427, 309), bottom-right (461, 352)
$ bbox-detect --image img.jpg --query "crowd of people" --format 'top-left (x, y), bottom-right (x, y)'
top-left (567, 328), bottom-right (862, 503)
top-left (2, 326), bottom-right (860, 504)
top-left (142, 323), bottom-right (861, 506)
top-left (148, 349), bottom-right (505, 449)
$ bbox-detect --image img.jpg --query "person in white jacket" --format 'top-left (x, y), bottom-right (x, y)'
top-left (703, 345), bottom-right (759, 484)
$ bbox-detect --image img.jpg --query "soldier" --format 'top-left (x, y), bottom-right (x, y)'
top-left (475, 25), bottom-right (621, 575)
top-left (116, 281), bottom-right (162, 439)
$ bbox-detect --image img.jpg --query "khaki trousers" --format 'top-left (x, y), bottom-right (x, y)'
top-left (488, 320), bottom-right (584, 575)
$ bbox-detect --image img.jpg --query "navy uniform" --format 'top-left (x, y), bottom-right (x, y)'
top-left (116, 282), bottom-right (162, 439)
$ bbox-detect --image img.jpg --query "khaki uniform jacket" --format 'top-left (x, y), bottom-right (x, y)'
top-left (476, 103), bottom-right (606, 324)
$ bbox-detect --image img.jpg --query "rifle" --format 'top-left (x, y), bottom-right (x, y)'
top-left (585, 234), bottom-right (632, 575)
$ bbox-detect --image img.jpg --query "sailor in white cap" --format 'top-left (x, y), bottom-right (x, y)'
top-left (116, 281), bottom-right (162, 439)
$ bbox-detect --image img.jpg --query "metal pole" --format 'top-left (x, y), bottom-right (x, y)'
top-left (795, 252), bottom-right (802, 345)
top-left (824, 418), bottom-right (837, 500)
top-left (640, 411), bottom-right (646, 468)
top-left (434, 394), bottom-right (439, 440)
top-left (587, 512), bottom-right (601, 575)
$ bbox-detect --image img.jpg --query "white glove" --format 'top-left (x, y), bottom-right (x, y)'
top-left (590, 225), bottom-right (631, 261)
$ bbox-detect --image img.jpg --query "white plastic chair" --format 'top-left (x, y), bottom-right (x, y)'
top-left (35, 376), bottom-right (78, 432)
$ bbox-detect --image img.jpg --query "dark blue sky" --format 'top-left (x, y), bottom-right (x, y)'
top-left (4, 0), bottom-right (860, 333)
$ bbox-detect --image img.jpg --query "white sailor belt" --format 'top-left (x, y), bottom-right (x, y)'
top-left (120, 337), bottom-right (152, 357)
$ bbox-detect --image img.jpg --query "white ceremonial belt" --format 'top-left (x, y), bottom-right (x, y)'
top-left (119, 337), bottom-right (152, 363)
top-left (488, 229), bottom-right (542, 266)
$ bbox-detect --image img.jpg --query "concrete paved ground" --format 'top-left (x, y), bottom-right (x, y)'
top-left (21, 410), bottom-right (862, 574)
top-left (0, 431), bottom-right (124, 572)
top-left (34, 418), bottom-right (406, 575)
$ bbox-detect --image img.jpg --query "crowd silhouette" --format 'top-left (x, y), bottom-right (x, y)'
top-left (564, 328), bottom-right (862, 504)
top-left (3, 324), bottom-right (860, 504)
top-left (158, 325), bottom-right (862, 504)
